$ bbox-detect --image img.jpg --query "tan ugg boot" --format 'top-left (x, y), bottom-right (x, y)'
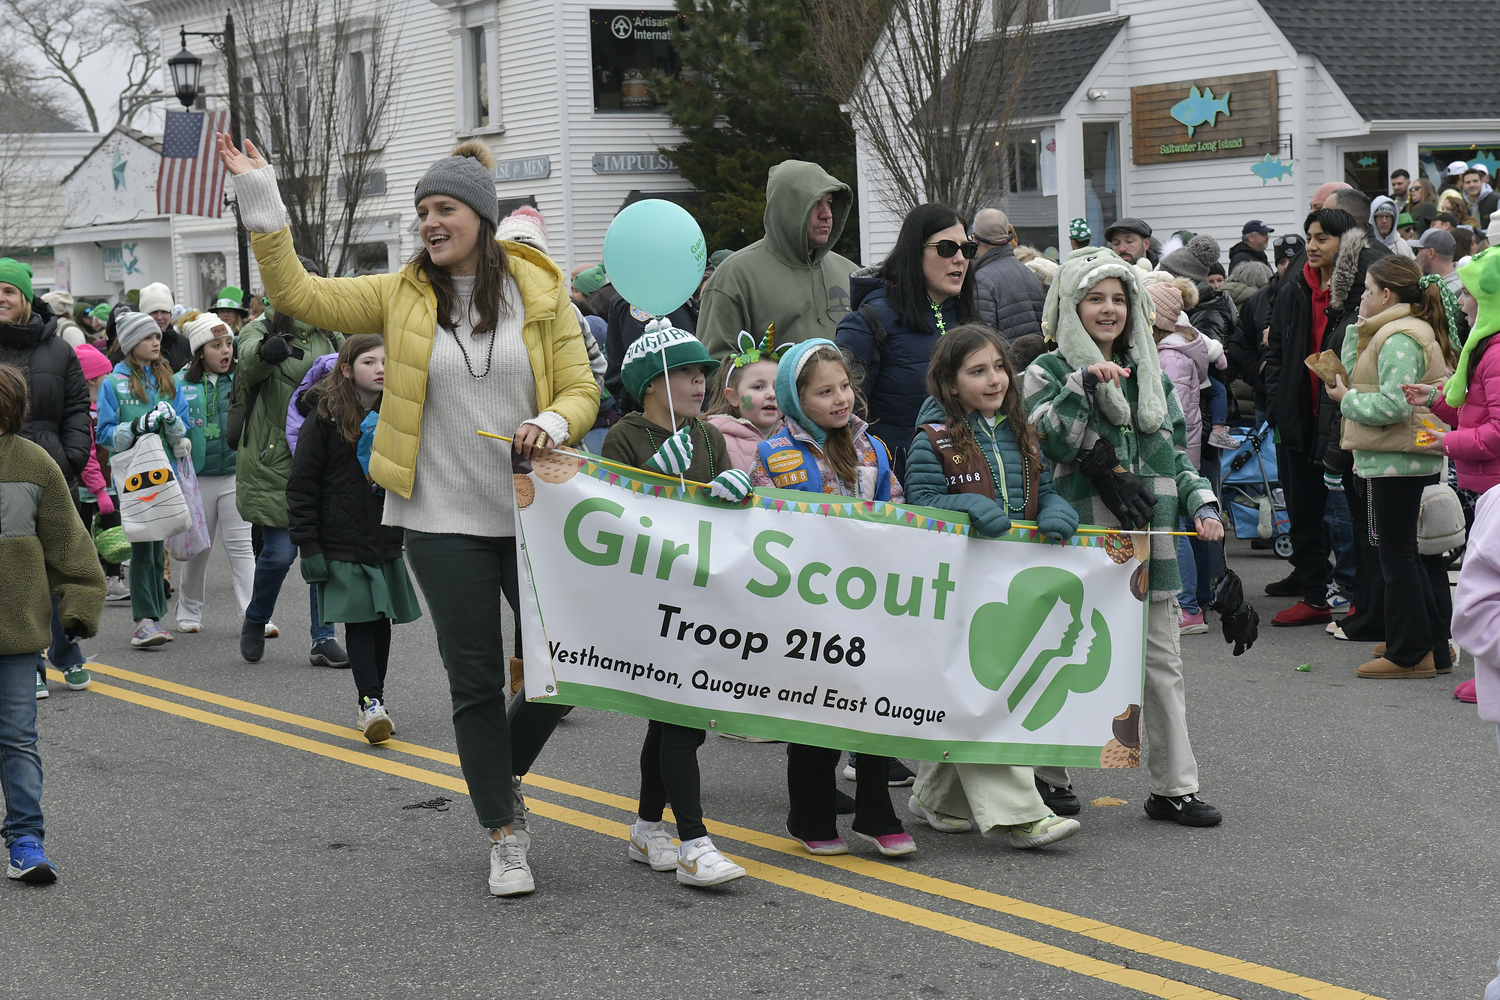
top-left (1356, 652), bottom-right (1436, 679)
top-left (510, 657), bottom-right (525, 696)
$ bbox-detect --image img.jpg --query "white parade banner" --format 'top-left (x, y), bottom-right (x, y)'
top-left (514, 449), bottom-right (1147, 768)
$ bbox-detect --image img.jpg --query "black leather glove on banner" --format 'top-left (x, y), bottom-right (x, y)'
top-left (1209, 568), bottom-right (1259, 656)
top-left (1077, 438), bottom-right (1158, 530)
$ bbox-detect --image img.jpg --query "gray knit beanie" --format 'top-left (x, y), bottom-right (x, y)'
top-left (116, 311), bottom-right (160, 359)
top-left (413, 141), bottom-right (499, 228)
top-left (1161, 234), bottom-right (1222, 283)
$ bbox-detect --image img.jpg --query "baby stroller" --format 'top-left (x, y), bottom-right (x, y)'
top-left (1220, 422), bottom-right (1291, 558)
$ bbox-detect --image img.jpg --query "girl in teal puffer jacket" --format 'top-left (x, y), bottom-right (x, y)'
top-left (903, 324), bottom-right (1082, 847)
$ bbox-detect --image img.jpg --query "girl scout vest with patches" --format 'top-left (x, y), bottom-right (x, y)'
top-left (919, 421), bottom-right (1038, 521)
top-left (756, 426), bottom-right (892, 500)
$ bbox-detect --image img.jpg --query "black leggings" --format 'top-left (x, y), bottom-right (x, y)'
top-left (637, 721), bottom-right (708, 842)
top-left (346, 617), bottom-right (392, 705)
top-left (786, 745), bottom-right (900, 842)
top-left (1371, 474), bottom-right (1451, 671)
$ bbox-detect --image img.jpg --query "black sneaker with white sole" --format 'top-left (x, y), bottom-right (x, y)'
top-left (1144, 792), bottom-right (1222, 827)
top-left (1035, 777), bottom-right (1081, 816)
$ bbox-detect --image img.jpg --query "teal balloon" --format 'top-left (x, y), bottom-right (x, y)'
top-left (603, 199), bottom-right (707, 317)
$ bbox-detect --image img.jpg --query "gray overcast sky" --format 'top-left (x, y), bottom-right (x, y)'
top-left (66, 46), bottom-right (164, 133)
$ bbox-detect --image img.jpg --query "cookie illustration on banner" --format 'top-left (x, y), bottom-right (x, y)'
top-left (514, 474), bottom-right (536, 509)
top-left (1101, 533), bottom-right (1133, 564)
top-left (1100, 704), bottom-right (1142, 767)
top-left (532, 449), bottom-right (580, 484)
top-left (1128, 562), bottom-right (1149, 602)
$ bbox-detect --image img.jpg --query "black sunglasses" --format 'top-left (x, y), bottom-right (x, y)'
top-left (925, 239), bottom-right (978, 259)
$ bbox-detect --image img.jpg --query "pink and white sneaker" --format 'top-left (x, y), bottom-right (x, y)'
top-left (853, 831), bottom-right (917, 857)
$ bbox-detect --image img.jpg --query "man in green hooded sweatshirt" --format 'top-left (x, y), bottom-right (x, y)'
top-left (698, 161), bottom-right (857, 360)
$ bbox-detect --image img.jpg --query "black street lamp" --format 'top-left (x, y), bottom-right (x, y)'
top-left (172, 18), bottom-right (251, 294)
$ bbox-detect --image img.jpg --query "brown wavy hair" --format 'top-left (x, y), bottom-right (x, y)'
top-left (793, 344), bottom-right (866, 486)
top-left (408, 217), bottom-right (513, 337)
top-left (317, 334), bottom-right (384, 444)
top-left (1366, 255), bottom-right (1459, 369)
top-left (925, 324), bottom-right (1038, 477)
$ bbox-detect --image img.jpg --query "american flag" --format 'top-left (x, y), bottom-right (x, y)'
top-left (157, 110), bottom-right (230, 218)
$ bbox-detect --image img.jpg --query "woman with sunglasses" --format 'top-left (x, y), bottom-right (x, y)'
top-left (835, 203), bottom-right (978, 485)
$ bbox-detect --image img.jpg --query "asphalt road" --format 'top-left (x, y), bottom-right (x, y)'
top-left (5, 537), bottom-right (1497, 1000)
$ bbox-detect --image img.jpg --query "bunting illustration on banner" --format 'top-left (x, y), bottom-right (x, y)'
top-left (157, 110), bottom-right (230, 218)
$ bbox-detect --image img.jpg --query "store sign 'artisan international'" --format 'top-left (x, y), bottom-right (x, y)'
top-left (1130, 72), bottom-right (1278, 166)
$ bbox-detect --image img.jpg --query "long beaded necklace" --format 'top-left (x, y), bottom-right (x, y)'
top-left (930, 301), bottom-right (947, 335)
top-left (448, 290), bottom-right (495, 379)
top-left (981, 416), bottom-right (1030, 513)
top-left (644, 420), bottom-right (717, 478)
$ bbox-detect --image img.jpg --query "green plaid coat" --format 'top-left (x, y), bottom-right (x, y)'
top-left (1023, 354), bottom-right (1216, 600)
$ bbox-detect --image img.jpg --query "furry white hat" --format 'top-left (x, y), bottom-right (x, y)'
top-left (138, 282), bottom-right (175, 315)
top-left (497, 206), bottom-right (548, 254)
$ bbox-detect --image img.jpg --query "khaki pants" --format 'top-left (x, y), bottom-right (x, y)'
top-left (1034, 598), bottom-right (1198, 798)
top-left (912, 761), bottom-right (1049, 835)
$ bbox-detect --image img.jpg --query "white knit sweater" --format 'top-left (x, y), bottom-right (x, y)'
top-left (383, 275), bottom-right (564, 537)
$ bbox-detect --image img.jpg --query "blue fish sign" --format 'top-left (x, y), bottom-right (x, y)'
top-left (1250, 155), bottom-right (1293, 186)
top-left (1357, 156), bottom-right (1377, 168)
top-left (1170, 86), bottom-right (1231, 137)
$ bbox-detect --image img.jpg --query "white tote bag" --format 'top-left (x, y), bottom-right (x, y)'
top-left (113, 433), bottom-right (192, 543)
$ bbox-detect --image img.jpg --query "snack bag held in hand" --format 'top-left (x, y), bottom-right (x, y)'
top-left (1304, 350), bottom-right (1349, 387)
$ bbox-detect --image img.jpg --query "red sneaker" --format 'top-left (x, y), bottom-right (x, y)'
top-left (1271, 601), bottom-right (1333, 627)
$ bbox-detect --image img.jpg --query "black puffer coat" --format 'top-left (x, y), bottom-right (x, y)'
top-left (1265, 230), bottom-right (1387, 466)
top-left (970, 243), bottom-right (1045, 340)
top-left (286, 407), bottom-right (402, 565)
top-left (0, 297), bottom-right (92, 479)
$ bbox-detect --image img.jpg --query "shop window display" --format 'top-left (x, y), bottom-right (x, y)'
top-left (591, 9), bottom-right (684, 113)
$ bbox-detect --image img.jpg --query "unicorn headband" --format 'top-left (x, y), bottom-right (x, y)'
top-left (730, 323), bottom-right (785, 368)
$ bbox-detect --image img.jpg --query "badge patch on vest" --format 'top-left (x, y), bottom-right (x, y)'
top-left (766, 448), bottom-right (803, 475)
top-left (630, 306), bottom-right (652, 323)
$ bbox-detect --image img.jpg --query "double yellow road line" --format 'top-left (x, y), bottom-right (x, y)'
top-left (54, 661), bottom-right (1383, 1000)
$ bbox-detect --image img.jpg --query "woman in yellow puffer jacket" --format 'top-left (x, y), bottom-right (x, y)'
top-left (219, 135), bottom-right (598, 899)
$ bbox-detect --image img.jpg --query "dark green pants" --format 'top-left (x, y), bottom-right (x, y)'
top-left (129, 541), bottom-right (167, 622)
top-left (404, 531), bottom-right (523, 829)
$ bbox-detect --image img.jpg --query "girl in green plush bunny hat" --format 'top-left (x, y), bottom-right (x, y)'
top-left (1022, 246), bottom-right (1227, 829)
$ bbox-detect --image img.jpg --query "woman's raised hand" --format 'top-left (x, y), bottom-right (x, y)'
top-left (215, 133), bottom-right (267, 175)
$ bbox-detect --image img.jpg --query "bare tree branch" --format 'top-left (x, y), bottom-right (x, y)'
top-left (0, 0), bottom-right (113, 131)
top-left (232, 0), bottom-right (403, 275)
top-left (810, 0), bottom-right (1039, 218)
top-left (100, 0), bottom-right (164, 128)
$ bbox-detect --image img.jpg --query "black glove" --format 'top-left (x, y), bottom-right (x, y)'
top-left (259, 335), bottom-right (293, 365)
top-left (1209, 568), bottom-right (1259, 656)
top-left (1077, 438), bottom-right (1158, 529)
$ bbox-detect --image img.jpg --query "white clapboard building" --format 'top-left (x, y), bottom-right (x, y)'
top-left (856, 0), bottom-right (1500, 260)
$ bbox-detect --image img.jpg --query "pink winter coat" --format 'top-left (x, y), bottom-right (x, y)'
top-left (1451, 488), bottom-right (1500, 723)
top-left (1431, 341), bottom-right (1500, 494)
top-left (1155, 329), bottom-right (1211, 467)
top-left (705, 414), bottom-right (777, 472)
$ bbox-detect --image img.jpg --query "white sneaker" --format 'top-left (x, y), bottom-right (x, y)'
top-left (842, 764), bottom-right (857, 781)
top-left (1008, 814), bottom-right (1081, 849)
top-left (356, 697), bottom-right (393, 744)
top-left (908, 793), bottom-right (973, 833)
top-left (628, 820), bottom-right (678, 871)
top-left (105, 576), bottom-right (131, 602)
top-left (264, 621), bottom-right (280, 638)
top-left (488, 833), bottom-right (535, 896)
top-left (675, 836), bottom-right (746, 887)
top-left (177, 620), bottom-right (202, 633)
